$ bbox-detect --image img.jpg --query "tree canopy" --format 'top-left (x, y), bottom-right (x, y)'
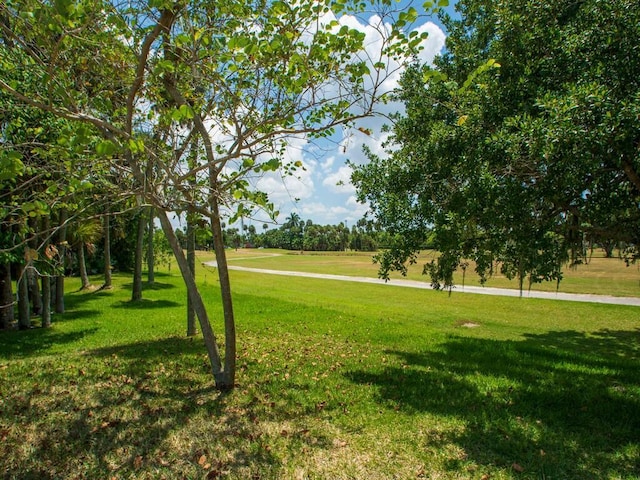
top-left (1, 0), bottom-right (442, 387)
top-left (352, 0), bottom-right (640, 291)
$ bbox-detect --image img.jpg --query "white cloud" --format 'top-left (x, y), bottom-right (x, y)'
top-left (322, 165), bottom-right (355, 194)
top-left (416, 22), bottom-right (447, 65)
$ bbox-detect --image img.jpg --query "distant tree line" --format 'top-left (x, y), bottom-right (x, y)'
top-left (175, 213), bottom-right (391, 252)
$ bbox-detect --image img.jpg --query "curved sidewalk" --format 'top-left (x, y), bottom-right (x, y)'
top-left (206, 262), bottom-right (640, 307)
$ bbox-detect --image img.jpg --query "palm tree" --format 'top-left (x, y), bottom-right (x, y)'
top-left (69, 219), bottom-right (103, 290)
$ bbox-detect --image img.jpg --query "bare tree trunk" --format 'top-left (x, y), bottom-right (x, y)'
top-left (28, 265), bottom-right (42, 314)
top-left (210, 192), bottom-right (236, 390)
top-left (41, 215), bottom-right (51, 326)
top-left (28, 219), bottom-right (42, 314)
top-left (156, 210), bottom-right (225, 385)
top-left (78, 244), bottom-right (91, 290)
top-left (55, 209), bottom-right (67, 314)
top-left (41, 274), bottom-right (51, 328)
top-left (147, 207), bottom-right (155, 285)
top-left (103, 212), bottom-right (112, 289)
top-left (17, 263), bottom-right (30, 329)
top-left (186, 211), bottom-right (197, 337)
top-left (0, 262), bottom-right (13, 329)
top-left (132, 210), bottom-right (145, 301)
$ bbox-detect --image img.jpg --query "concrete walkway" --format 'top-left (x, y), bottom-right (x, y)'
top-left (206, 262), bottom-right (640, 307)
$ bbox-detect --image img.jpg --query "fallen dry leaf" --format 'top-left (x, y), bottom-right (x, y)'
top-left (512, 463), bottom-right (524, 473)
top-left (198, 455), bottom-right (207, 466)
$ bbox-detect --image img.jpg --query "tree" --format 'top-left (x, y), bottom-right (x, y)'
top-left (131, 209), bottom-right (146, 301)
top-left (146, 207), bottom-right (155, 285)
top-left (102, 210), bottom-right (112, 289)
top-left (2, 0), bottom-right (438, 388)
top-left (352, 0), bottom-right (640, 291)
top-left (69, 219), bottom-right (102, 290)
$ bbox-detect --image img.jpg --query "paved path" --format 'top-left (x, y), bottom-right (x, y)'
top-left (205, 262), bottom-right (640, 307)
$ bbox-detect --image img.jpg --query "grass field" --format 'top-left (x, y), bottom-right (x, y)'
top-left (1, 252), bottom-right (639, 479)
top-left (223, 248), bottom-right (640, 298)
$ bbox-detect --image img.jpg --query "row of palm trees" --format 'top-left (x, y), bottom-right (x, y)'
top-left (0, 207), bottom-right (161, 331)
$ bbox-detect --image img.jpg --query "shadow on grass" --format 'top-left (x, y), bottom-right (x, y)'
top-left (63, 287), bottom-right (117, 312)
top-left (0, 323), bottom-right (101, 359)
top-left (345, 328), bottom-right (640, 479)
top-left (121, 280), bottom-right (177, 291)
top-left (4, 335), bottom-right (282, 479)
top-left (113, 299), bottom-right (182, 310)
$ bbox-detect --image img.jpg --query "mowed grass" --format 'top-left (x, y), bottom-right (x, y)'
top-left (0, 254), bottom-right (639, 479)
top-left (225, 248), bottom-right (640, 298)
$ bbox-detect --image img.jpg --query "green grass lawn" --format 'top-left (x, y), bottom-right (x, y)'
top-left (1, 259), bottom-right (639, 479)
top-left (224, 248), bottom-right (640, 298)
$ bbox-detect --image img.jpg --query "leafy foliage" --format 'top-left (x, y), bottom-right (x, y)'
top-left (352, 0), bottom-right (640, 290)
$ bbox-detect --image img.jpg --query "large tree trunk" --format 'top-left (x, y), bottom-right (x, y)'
top-left (0, 262), bottom-right (13, 329)
top-left (103, 212), bottom-right (112, 289)
top-left (55, 209), bottom-right (68, 314)
top-left (131, 210), bottom-right (145, 301)
top-left (156, 210), bottom-right (226, 386)
top-left (209, 193), bottom-right (236, 389)
top-left (186, 211), bottom-right (197, 337)
top-left (17, 263), bottom-right (30, 329)
top-left (147, 207), bottom-right (155, 285)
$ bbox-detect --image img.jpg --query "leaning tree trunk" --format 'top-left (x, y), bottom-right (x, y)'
top-left (131, 210), bottom-right (145, 301)
top-left (186, 211), bottom-right (197, 337)
top-left (0, 262), bottom-right (13, 329)
top-left (17, 263), bottom-right (30, 330)
top-left (209, 192), bottom-right (236, 390)
top-left (55, 209), bottom-right (68, 314)
top-left (156, 210), bottom-right (226, 386)
top-left (103, 211), bottom-right (112, 289)
top-left (147, 207), bottom-right (155, 285)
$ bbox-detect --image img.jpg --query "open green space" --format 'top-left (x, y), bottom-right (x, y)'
top-left (224, 248), bottom-right (640, 298)
top-left (1, 260), bottom-right (639, 479)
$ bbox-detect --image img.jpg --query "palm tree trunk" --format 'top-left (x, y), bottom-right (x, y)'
top-left (40, 216), bottom-right (51, 327)
top-left (103, 212), bottom-right (112, 289)
top-left (78, 244), bottom-right (91, 290)
top-left (17, 263), bottom-right (30, 329)
top-left (132, 210), bottom-right (145, 301)
top-left (0, 262), bottom-right (13, 329)
top-left (147, 207), bottom-right (155, 284)
top-left (55, 209), bottom-right (67, 314)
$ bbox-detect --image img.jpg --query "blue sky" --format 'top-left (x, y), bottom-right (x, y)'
top-left (245, 0), bottom-right (459, 228)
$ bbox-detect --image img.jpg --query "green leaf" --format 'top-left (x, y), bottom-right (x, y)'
top-left (405, 7), bottom-right (418, 23)
top-left (171, 104), bottom-right (195, 122)
top-left (128, 138), bottom-right (145, 154)
top-left (96, 140), bottom-right (118, 156)
top-left (0, 151), bottom-right (25, 181)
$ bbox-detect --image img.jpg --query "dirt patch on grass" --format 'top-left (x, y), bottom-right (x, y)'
top-left (455, 320), bottom-right (481, 328)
